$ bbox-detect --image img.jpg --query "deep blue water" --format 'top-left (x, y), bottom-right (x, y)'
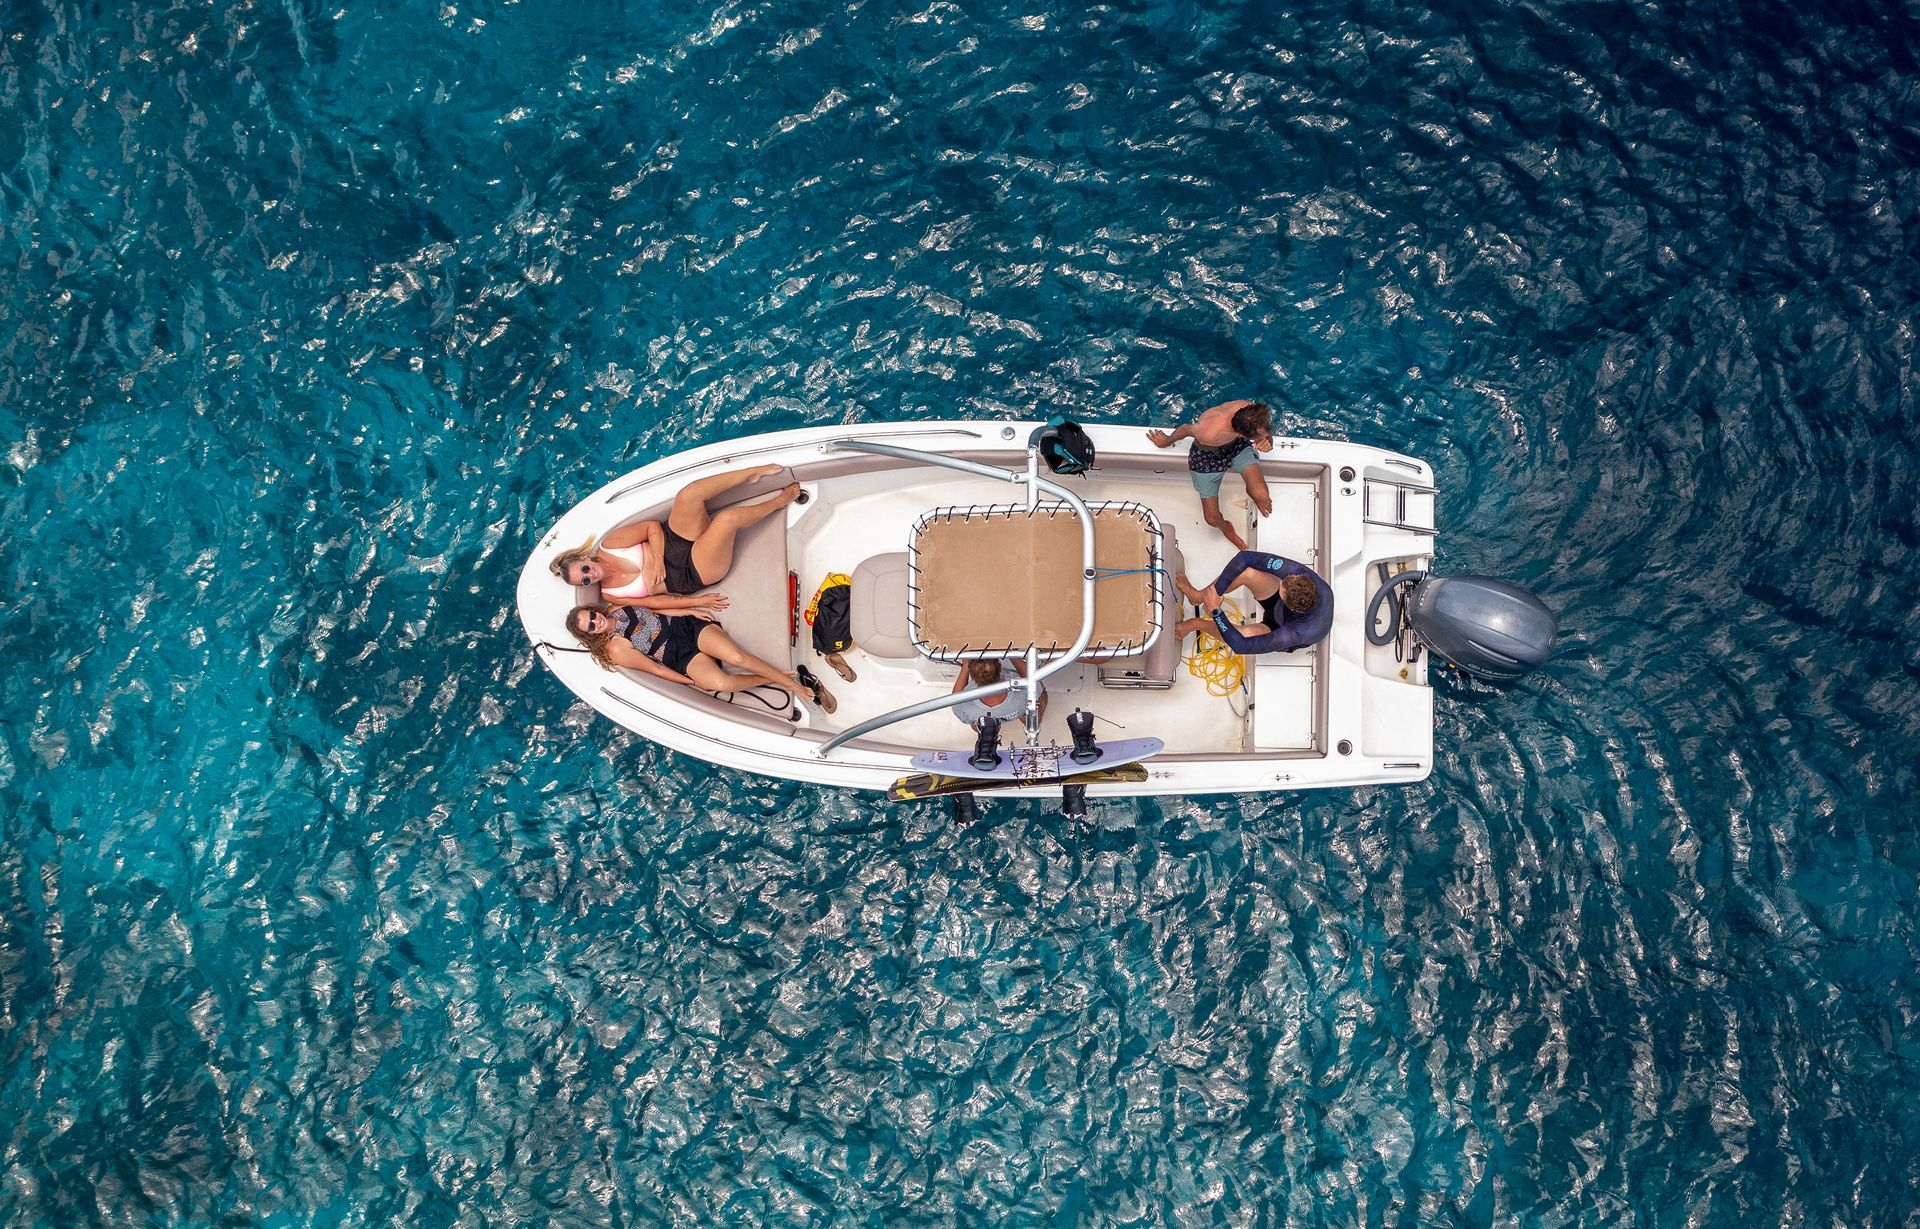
top-left (4, 0), bottom-right (1919, 1223)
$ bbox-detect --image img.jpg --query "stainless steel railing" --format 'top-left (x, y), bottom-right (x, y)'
top-left (817, 440), bottom-right (1096, 756)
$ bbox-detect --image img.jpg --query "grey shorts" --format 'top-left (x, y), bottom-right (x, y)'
top-left (1189, 449), bottom-right (1260, 498)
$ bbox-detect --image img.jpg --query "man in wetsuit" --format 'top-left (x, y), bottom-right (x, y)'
top-left (1174, 551), bottom-right (1332, 654)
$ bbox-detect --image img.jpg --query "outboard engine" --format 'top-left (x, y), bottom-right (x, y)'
top-left (1366, 570), bottom-right (1556, 681)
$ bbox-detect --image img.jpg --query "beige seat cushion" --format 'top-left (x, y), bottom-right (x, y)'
top-left (1098, 526), bottom-right (1183, 688)
top-left (687, 501), bottom-right (789, 669)
top-left (909, 504), bottom-right (1157, 658)
top-left (851, 552), bottom-right (913, 659)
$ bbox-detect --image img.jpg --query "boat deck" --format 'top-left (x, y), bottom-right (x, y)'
top-left (786, 466), bottom-right (1320, 757)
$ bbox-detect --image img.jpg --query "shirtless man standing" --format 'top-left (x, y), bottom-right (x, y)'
top-left (1146, 399), bottom-right (1274, 550)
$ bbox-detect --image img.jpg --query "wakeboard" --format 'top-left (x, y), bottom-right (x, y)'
top-left (888, 762), bottom-right (1150, 802)
top-left (908, 736), bottom-right (1164, 782)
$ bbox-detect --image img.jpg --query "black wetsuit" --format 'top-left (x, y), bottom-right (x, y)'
top-left (1206, 551), bottom-right (1333, 654)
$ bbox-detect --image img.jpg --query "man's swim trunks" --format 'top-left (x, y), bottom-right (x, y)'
top-left (1187, 437), bottom-right (1258, 498)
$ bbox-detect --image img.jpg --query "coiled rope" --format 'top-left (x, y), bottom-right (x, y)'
top-left (1183, 599), bottom-right (1250, 697)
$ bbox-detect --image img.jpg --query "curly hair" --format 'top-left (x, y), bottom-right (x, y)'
top-left (1279, 573), bottom-right (1318, 614)
top-left (1231, 401), bottom-right (1273, 441)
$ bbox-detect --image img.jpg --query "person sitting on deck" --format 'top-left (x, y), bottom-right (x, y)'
top-left (949, 658), bottom-right (1048, 728)
top-left (549, 464), bottom-right (804, 601)
top-left (1146, 400), bottom-right (1274, 550)
top-left (1173, 551), bottom-right (1332, 655)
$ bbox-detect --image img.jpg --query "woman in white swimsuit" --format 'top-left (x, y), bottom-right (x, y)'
top-left (549, 464), bottom-right (804, 606)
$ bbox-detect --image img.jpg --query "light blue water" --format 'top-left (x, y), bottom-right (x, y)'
top-left (3, 0), bottom-right (1918, 1224)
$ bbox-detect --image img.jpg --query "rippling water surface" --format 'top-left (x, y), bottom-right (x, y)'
top-left (4, 0), bottom-right (1919, 1224)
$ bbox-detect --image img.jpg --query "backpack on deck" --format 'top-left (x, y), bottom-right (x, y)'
top-left (807, 573), bottom-right (853, 655)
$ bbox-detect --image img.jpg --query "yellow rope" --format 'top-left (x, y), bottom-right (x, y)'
top-left (1183, 599), bottom-right (1250, 697)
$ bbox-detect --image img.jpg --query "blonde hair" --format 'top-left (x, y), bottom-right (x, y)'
top-left (549, 534), bottom-right (600, 581)
top-left (566, 605), bottom-right (620, 671)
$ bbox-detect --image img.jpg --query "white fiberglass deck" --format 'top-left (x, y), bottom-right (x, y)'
top-left (787, 465), bottom-right (1320, 757)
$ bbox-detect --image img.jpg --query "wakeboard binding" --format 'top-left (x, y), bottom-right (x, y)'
top-left (1067, 709), bottom-right (1100, 765)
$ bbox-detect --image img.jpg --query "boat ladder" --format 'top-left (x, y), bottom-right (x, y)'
top-left (1362, 477), bottom-right (1437, 534)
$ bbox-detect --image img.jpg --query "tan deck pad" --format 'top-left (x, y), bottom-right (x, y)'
top-left (911, 504), bottom-right (1159, 658)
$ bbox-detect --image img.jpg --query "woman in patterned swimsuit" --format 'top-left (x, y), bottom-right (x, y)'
top-left (566, 604), bottom-right (834, 710)
top-left (1147, 400), bottom-right (1274, 550)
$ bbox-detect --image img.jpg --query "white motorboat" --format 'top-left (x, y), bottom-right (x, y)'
top-left (517, 421), bottom-right (1552, 800)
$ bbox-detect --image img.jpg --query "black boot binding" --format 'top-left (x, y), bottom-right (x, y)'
top-left (1067, 709), bottom-right (1100, 765)
top-left (969, 717), bottom-right (1002, 771)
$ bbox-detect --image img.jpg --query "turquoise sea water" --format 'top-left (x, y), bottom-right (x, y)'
top-left (4, 0), bottom-right (1919, 1224)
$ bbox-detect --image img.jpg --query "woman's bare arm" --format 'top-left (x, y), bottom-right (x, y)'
top-left (632, 593), bottom-right (728, 612)
top-left (642, 522), bottom-right (667, 590)
top-left (597, 521), bottom-right (668, 594)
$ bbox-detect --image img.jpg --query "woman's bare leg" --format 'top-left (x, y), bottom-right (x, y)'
top-left (688, 483), bottom-right (803, 584)
top-left (686, 656), bottom-right (787, 694)
top-left (666, 464), bottom-right (784, 539)
top-left (696, 625), bottom-right (804, 692)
